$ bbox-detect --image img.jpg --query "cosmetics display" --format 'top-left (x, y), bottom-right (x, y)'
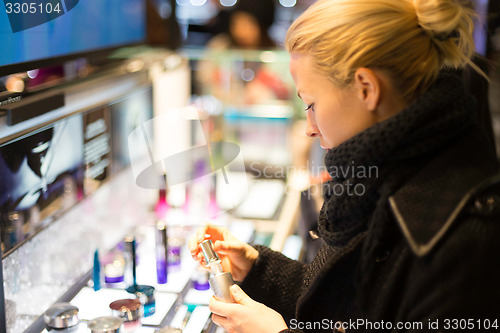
top-left (200, 240), bottom-right (235, 302)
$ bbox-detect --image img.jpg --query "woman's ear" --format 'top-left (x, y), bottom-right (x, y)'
top-left (353, 68), bottom-right (381, 112)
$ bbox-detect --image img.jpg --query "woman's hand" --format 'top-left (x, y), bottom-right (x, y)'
top-left (188, 225), bottom-right (259, 281)
top-left (210, 284), bottom-right (288, 333)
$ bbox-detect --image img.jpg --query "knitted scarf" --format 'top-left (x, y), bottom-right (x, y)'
top-left (317, 72), bottom-right (476, 248)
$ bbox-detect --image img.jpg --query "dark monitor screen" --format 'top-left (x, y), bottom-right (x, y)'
top-left (0, 0), bottom-right (146, 74)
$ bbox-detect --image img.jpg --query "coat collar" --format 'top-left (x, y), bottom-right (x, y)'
top-left (388, 126), bottom-right (499, 257)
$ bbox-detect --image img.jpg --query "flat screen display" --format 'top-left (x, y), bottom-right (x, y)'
top-left (0, 115), bottom-right (85, 254)
top-left (0, 0), bottom-right (145, 72)
top-left (0, 86), bottom-right (153, 255)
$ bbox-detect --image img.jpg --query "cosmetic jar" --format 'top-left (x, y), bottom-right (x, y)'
top-left (192, 266), bottom-right (210, 291)
top-left (87, 316), bottom-right (123, 333)
top-left (167, 238), bottom-right (183, 271)
top-left (126, 284), bottom-right (156, 317)
top-left (103, 250), bottom-right (125, 285)
top-left (109, 298), bottom-right (142, 333)
top-left (1, 211), bottom-right (24, 250)
top-left (44, 302), bottom-right (80, 332)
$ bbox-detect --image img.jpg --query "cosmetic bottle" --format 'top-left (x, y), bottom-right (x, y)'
top-left (122, 236), bottom-right (135, 288)
top-left (93, 250), bottom-right (101, 291)
top-left (199, 240), bottom-right (234, 302)
top-left (1, 211), bottom-right (25, 251)
top-left (188, 160), bottom-right (211, 219)
top-left (155, 221), bottom-right (168, 284)
top-left (155, 174), bottom-right (170, 219)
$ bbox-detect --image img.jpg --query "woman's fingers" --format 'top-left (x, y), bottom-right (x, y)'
top-left (195, 226), bottom-right (210, 242)
top-left (213, 239), bottom-right (245, 255)
top-left (209, 295), bottom-right (234, 316)
top-left (188, 235), bottom-right (201, 256)
top-left (211, 313), bottom-right (229, 329)
top-left (213, 240), bottom-right (230, 253)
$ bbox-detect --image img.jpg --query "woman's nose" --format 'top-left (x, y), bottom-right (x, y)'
top-left (305, 110), bottom-right (319, 138)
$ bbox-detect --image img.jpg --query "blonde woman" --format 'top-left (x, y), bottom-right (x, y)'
top-left (189, 0), bottom-right (500, 332)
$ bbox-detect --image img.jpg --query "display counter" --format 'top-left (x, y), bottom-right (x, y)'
top-left (17, 169), bottom-right (299, 333)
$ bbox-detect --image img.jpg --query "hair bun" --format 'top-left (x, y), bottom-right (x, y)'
top-left (285, 0), bottom-right (485, 101)
top-left (414, 0), bottom-right (475, 64)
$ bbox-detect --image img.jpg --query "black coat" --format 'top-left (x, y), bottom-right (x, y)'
top-left (240, 114), bottom-right (500, 332)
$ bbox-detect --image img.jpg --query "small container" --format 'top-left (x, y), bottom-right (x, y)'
top-left (87, 316), bottom-right (123, 333)
top-left (1, 211), bottom-right (25, 251)
top-left (126, 284), bottom-right (156, 317)
top-left (192, 266), bottom-right (210, 291)
top-left (167, 238), bottom-right (183, 271)
top-left (44, 302), bottom-right (80, 332)
top-left (103, 249), bottom-right (125, 285)
top-left (109, 298), bottom-right (142, 333)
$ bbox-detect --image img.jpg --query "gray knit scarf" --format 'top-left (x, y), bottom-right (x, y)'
top-left (317, 72), bottom-right (476, 248)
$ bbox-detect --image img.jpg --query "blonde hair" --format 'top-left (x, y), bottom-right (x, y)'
top-left (285, 0), bottom-right (483, 101)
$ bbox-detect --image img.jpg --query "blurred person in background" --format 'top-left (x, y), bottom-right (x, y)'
top-left (196, 0), bottom-right (290, 105)
top-left (207, 0), bottom-right (276, 49)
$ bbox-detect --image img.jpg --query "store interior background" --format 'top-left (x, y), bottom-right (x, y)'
top-left (0, 0), bottom-right (499, 332)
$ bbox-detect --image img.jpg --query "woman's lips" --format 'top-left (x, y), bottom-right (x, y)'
top-left (320, 145), bottom-right (330, 151)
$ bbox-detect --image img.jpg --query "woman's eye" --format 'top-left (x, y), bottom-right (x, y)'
top-left (305, 103), bottom-right (314, 112)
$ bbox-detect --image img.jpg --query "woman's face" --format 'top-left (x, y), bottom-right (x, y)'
top-left (290, 54), bottom-right (378, 149)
